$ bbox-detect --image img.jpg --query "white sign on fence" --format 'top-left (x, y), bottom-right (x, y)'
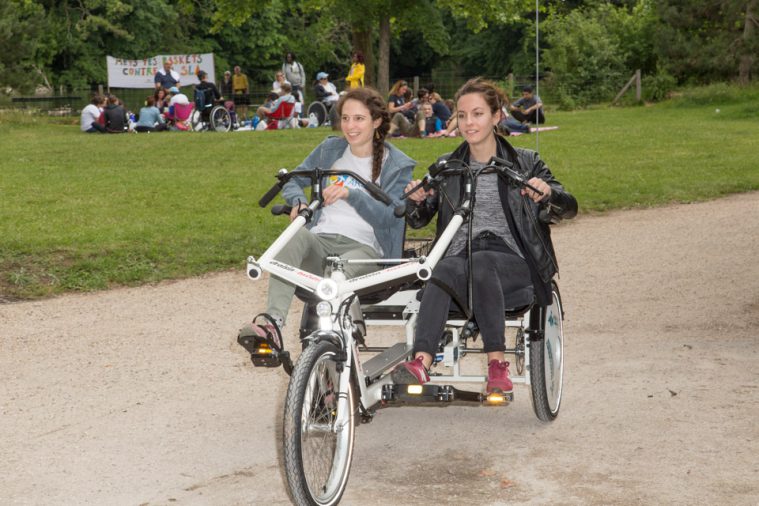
top-left (106, 53), bottom-right (215, 89)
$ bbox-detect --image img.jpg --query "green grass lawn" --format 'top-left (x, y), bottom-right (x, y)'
top-left (2, 85), bottom-right (758, 300)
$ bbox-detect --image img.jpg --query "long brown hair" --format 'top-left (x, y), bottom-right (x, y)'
top-left (336, 87), bottom-right (391, 183)
top-left (388, 80), bottom-right (408, 98)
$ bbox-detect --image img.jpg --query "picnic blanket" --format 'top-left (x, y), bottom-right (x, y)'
top-left (509, 125), bottom-right (559, 136)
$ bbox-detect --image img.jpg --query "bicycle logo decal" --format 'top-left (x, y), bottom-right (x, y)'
top-left (328, 174), bottom-right (365, 192)
top-left (547, 311), bottom-right (558, 328)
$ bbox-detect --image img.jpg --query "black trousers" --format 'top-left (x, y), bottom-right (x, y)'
top-left (413, 241), bottom-right (531, 356)
top-left (511, 108), bottom-right (545, 124)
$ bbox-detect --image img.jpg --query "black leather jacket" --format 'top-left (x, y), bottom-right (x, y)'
top-left (406, 135), bottom-right (578, 305)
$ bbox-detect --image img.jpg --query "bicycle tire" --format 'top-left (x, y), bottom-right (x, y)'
top-left (283, 340), bottom-right (355, 505)
top-left (529, 281), bottom-right (564, 421)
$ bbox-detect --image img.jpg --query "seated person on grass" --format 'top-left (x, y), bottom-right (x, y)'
top-left (256, 82), bottom-right (296, 123)
top-left (135, 96), bottom-right (167, 132)
top-left (80, 95), bottom-right (106, 133)
top-left (417, 102), bottom-right (445, 137)
top-left (509, 85), bottom-right (545, 124)
top-left (103, 95), bottom-right (128, 133)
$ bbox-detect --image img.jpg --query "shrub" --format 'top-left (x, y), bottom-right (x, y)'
top-left (643, 68), bottom-right (676, 102)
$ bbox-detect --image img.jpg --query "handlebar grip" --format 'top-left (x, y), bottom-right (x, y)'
top-left (393, 202), bottom-right (407, 218)
top-left (258, 182), bottom-right (283, 208)
top-left (539, 203), bottom-right (563, 224)
top-left (271, 204), bottom-right (293, 216)
top-left (364, 181), bottom-right (392, 205)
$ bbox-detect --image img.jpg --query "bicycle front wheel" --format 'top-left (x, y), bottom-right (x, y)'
top-left (283, 340), bottom-right (355, 506)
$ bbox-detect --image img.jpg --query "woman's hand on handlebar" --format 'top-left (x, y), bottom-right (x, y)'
top-left (404, 179), bottom-right (434, 203)
top-left (289, 202), bottom-right (307, 221)
top-left (322, 185), bottom-right (349, 206)
top-left (521, 177), bottom-right (552, 203)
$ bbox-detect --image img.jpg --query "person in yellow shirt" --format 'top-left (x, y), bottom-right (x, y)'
top-left (345, 51), bottom-right (365, 89)
top-left (232, 65), bottom-right (250, 119)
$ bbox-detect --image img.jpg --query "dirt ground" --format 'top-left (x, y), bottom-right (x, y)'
top-left (1, 192), bottom-right (757, 506)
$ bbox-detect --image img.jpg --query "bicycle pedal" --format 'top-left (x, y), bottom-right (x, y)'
top-left (235, 328), bottom-right (280, 362)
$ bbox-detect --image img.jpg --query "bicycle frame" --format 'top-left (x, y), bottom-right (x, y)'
top-left (246, 159), bottom-right (554, 413)
top-left (246, 199), bottom-right (467, 414)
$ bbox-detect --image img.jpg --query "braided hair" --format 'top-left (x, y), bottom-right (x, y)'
top-left (336, 87), bottom-right (391, 183)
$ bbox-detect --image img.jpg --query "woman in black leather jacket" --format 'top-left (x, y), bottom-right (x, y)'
top-left (392, 77), bottom-right (577, 394)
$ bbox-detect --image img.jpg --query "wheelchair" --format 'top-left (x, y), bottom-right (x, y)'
top-left (306, 100), bottom-right (339, 128)
top-left (238, 161), bottom-right (565, 505)
top-left (191, 87), bottom-right (233, 132)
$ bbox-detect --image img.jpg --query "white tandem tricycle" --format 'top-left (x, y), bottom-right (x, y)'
top-left (238, 158), bottom-right (565, 506)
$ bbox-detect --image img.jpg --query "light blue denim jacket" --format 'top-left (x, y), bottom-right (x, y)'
top-left (282, 136), bottom-right (415, 259)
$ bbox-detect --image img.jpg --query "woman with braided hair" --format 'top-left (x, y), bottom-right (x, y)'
top-left (242, 87), bottom-right (415, 337)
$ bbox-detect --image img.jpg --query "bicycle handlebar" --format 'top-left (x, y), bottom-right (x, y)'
top-left (258, 168), bottom-right (288, 208)
top-left (258, 167), bottom-right (394, 211)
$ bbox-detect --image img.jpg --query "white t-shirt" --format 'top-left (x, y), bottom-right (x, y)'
top-left (80, 104), bottom-right (101, 131)
top-left (310, 147), bottom-right (382, 255)
top-left (323, 82), bottom-right (339, 104)
top-left (169, 93), bottom-right (189, 106)
top-left (272, 79), bottom-right (290, 93)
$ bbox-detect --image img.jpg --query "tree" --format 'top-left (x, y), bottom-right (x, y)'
top-left (738, 0), bottom-right (758, 84)
top-left (205, 0), bottom-right (534, 95)
top-left (540, 1), bottom-right (658, 107)
top-left (655, 0), bottom-right (758, 84)
top-left (0, 0), bottom-right (52, 92)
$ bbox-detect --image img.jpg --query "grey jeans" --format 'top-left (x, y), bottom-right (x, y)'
top-left (266, 228), bottom-right (380, 323)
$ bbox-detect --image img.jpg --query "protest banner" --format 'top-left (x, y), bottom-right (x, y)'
top-left (106, 54), bottom-right (215, 89)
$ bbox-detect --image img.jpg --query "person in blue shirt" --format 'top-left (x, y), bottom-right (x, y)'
top-left (429, 92), bottom-right (452, 124)
top-left (154, 60), bottom-right (180, 90)
top-left (135, 96), bottom-right (166, 132)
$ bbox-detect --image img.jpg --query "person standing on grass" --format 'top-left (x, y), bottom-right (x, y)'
top-left (154, 59), bottom-right (180, 90)
top-left (345, 51), bottom-right (365, 89)
top-left (239, 87), bottom-right (415, 342)
top-left (392, 77), bottom-right (576, 394)
top-left (232, 65), bottom-right (250, 120)
top-left (220, 70), bottom-right (233, 99)
top-left (282, 52), bottom-right (306, 103)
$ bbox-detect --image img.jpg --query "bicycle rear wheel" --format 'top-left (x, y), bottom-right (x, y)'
top-left (283, 340), bottom-right (355, 506)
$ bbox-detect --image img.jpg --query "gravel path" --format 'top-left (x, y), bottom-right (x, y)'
top-left (1, 192), bottom-right (757, 505)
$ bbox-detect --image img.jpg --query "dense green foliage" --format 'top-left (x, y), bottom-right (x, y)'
top-left (541, 1), bottom-right (658, 107)
top-left (2, 84), bottom-right (757, 300)
top-left (0, 0), bottom-right (756, 99)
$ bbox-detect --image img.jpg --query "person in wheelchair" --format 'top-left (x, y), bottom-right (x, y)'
top-left (195, 71), bottom-right (221, 117)
top-left (243, 87), bottom-right (415, 339)
top-left (312, 72), bottom-right (340, 127)
top-left (393, 77), bottom-right (577, 394)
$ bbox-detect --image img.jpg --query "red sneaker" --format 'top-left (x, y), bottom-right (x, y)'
top-left (391, 356), bottom-right (430, 385)
top-left (487, 360), bottom-right (513, 393)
